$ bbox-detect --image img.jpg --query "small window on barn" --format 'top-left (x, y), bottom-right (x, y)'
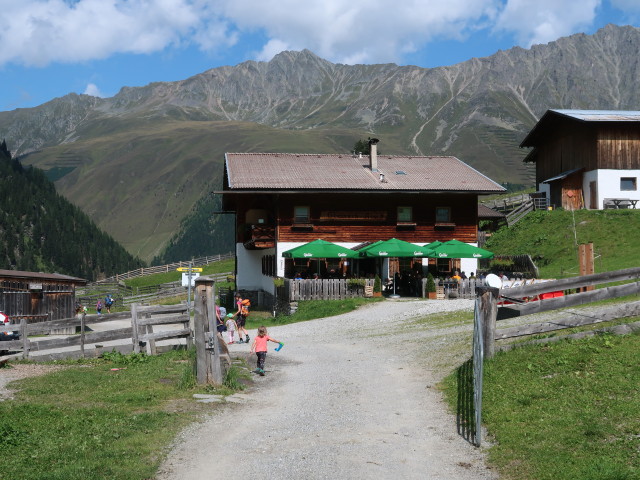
top-left (435, 207), bottom-right (451, 223)
top-left (620, 177), bottom-right (637, 191)
top-left (397, 206), bottom-right (412, 222)
top-left (294, 206), bottom-right (310, 224)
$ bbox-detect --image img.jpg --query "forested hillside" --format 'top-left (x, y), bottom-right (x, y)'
top-left (0, 141), bottom-right (144, 280)
top-left (152, 191), bottom-right (234, 265)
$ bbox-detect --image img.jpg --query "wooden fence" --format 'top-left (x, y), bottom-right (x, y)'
top-left (0, 304), bottom-right (191, 361)
top-left (77, 273), bottom-right (231, 310)
top-left (286, 278), bottom-right (375, 301)
top-left (476, 266), bottom-right (640, 358)
top-left (95, 252), bottom-right (234, 283)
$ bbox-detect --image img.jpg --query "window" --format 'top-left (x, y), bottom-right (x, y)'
top-left (397, 206), bottom-right (412, 222)
top-left (294, 206), bottom-right (310, 223)
top-left (435, 207), bottom-right (451, 223)
top-left (621, 177), bottom-right (637, 191)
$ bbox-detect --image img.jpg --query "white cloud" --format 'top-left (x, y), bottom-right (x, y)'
top-left (0, 0), bottom-right (623, 69)
top-left (611, 0), bottom-right (640, 13)
top-left (83, 83), bottom-right (103, 97)
top-left (494, 0), bottom-right (601, 47)
top-left (217, 0), bottom-right (503, 64)
top-left (0, 0), bottom-right (232, 67)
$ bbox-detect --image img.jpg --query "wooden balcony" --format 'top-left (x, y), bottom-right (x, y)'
top-left (243, 225), bottom-right (276, 250)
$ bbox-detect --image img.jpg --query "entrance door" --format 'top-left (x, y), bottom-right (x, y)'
top-left (589, 181), bottom-right (597, 209)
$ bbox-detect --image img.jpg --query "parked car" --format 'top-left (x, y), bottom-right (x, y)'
top-left (0, 311), bottom-right (19, 341)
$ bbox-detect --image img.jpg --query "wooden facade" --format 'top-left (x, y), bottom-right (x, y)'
top-left (231, 192), bottom-right (479, 247)
top-left (0, 270), bottom-right (87, 323)
top-left (522, 110), bottom-right (640, 210)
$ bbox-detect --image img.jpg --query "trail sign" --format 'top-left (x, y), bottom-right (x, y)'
top-left (176, 267), bottom-right (203, 272)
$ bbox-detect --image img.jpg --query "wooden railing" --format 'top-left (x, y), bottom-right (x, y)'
top-left (0, 305), bottom-right (191, 361)
top-left (476, 266), bottom-right (640, 358)
top-left (286, 279), bottom-right (375, 301)
top-left (95, 252), bottom-right (234, 283)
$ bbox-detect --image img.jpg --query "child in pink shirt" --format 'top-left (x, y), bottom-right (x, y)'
top-left (249, 326), bottom-right (282, 376)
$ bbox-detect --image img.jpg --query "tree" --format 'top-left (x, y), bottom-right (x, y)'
top-left (353, 138), bottom-right (371, 155)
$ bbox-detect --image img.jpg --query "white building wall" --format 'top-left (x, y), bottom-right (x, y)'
top-left (586, 169), bottom-right (640, 209)
top-left (235, 244), bottom-right (276, 293)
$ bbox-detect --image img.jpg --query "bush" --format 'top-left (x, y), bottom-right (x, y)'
top-left (426, 273), bottom-right (436, 293)
top-left (373, 275), bottom-right (382, 293)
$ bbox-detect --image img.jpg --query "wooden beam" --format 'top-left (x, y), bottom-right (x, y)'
top-left (496, 301), bottom-right (640, 339)
top-left (498, 281), bottom-right (640, 318)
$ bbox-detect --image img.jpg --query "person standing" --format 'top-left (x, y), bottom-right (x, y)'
top-left (104, 294), bottom-right (114, 314)
top-left (225, 313), bottom-right (238, 344)
top-left (96, 299), bottom-right (103, 315)
top-left (233, 293), bottom-right (250, 344)
top-left (249, 326), bottom-right (282, 376)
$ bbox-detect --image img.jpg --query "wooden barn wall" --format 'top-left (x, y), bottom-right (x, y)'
top-left (0, 280), bottom-right (77, 322)
top-left (274, 193), bottom-right (478, 244)
top-left (535, 120), bottom-right (596, 185)
top-left (597, 125), bottom-right (640, 169)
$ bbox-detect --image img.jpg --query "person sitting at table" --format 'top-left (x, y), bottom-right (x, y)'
top-left (452, 271), bottom-right (461, 282)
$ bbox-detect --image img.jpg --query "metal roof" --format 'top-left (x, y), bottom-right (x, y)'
top-left (541, 168), bottom-right (583, 184)
top-left (550, 109), bottom-right (640, 122)
top-left (224, 153), bottom-right (504, 193)
top-left (521, 109), bottom-right (640, 148)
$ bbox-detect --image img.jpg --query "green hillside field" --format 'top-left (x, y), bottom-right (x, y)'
top-left (484, 209), bottom-right (640, 279)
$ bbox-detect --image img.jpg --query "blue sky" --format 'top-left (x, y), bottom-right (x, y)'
top-left (1, 0), bottom-right (639, 112)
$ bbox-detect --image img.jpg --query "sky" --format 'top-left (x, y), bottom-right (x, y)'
top-left (1, 0), bottom-right (639, 112)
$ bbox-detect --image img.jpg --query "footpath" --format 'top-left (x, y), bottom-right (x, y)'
top-left (156, 299), bottom-right (498, 480)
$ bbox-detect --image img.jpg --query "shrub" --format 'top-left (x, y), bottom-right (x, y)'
top-left (426, 273), bottom-right (436, 293)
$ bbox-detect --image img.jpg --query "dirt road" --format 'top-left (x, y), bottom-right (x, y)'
top-left (156, 299), bottom-right (497, 480)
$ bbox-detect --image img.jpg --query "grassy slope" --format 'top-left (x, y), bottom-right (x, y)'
top-left (22, 120), bottom-right (397, 262)
top-left (485, 209), bottom-right (640, 278)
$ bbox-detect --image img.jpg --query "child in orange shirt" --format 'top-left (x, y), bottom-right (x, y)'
top-left (249, 326), bottom-right (282, 376)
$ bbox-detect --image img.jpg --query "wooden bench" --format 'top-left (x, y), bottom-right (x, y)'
top-left (603, 198), bottom-right (638, 209)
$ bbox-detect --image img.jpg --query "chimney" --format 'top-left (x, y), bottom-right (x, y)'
top-left (369, 138), bottom-right (380, 172)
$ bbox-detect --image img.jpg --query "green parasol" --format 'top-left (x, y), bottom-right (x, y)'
top-left (427, 239), bottom-right (494, 259)
top-left (282, 239), bottom-right (359, 259)
top-left (358, 238), bottom-right (433, 257)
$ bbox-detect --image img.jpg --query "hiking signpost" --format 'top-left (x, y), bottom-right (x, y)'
top-left (177, 265), bottom-right (203, 313)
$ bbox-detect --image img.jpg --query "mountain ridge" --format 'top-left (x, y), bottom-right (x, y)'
top-left (2, 23), bottom-right (639, 262)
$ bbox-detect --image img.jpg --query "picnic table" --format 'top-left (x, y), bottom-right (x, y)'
top-left (604, 198), bottom-right (639, 209)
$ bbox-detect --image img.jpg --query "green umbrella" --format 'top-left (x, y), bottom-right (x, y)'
top-left (359, 238), bottom-right (433, 257)
top-left (427, 239), bottom-right (494, 259)
top-left (423, 240), bottom-right (444, 250)
top-left (282, 239), bottom-right (359, 259)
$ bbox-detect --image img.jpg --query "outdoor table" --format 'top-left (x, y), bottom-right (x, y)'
top-left (610, 198), bottom-right (638, 209)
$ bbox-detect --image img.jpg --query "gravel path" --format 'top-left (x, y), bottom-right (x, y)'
top-left (157, 299), bottom-right (498, 480)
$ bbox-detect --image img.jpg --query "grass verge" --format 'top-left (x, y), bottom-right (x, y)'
top-left (245, 297), bottom-right (384, 329)
top-left (0, 349), bottom-right (232, 480)
top-left (442, 332), bottom-right (640, 480)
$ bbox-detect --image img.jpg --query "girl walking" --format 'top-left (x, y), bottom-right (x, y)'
top-left (225, 313), bottom-right (238, 344)
top-left (249, 326), bottom-right (282, 376)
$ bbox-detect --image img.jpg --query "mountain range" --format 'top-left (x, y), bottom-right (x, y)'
top-left (1, 24), bottom-right (639, 263)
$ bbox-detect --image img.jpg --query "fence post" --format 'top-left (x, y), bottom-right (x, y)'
top-left (20, 319), bottom-right (30, 360)
top-left (194, 276), bottom-right (222, 385)
top-left (476, 286), bottom-right (498, 359)
top-left (131, 303), bottom-right (140, 353)
top-left (80, 312), bottom-right (86, 358)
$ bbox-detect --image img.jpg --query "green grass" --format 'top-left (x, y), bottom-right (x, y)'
top-left (442, 332), bottom-right (640, 480)
top-left (0, 349), bottom-right (230, 480)
top-left (244, 297), bottom-right (384, 330)
top-left (124, 259), bottom-right (234, 289)
top-left (485, 209), bottom-right (640, 278)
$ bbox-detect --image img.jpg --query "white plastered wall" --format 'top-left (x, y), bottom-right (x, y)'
top-left (235, 244), bottom-right (276, 293)
top-left (583, 169), bottom-right (640, 209)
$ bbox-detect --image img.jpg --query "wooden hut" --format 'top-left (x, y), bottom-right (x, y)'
top-left (0, 270), bottom-right (87, 323)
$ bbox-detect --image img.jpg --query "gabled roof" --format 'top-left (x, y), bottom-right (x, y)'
top-left (224, 153), bottom-right (504, 193)
top-left (521, 109), bottom-right (640, 148)
top-left (0, 269), bottom-right (87, 283)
